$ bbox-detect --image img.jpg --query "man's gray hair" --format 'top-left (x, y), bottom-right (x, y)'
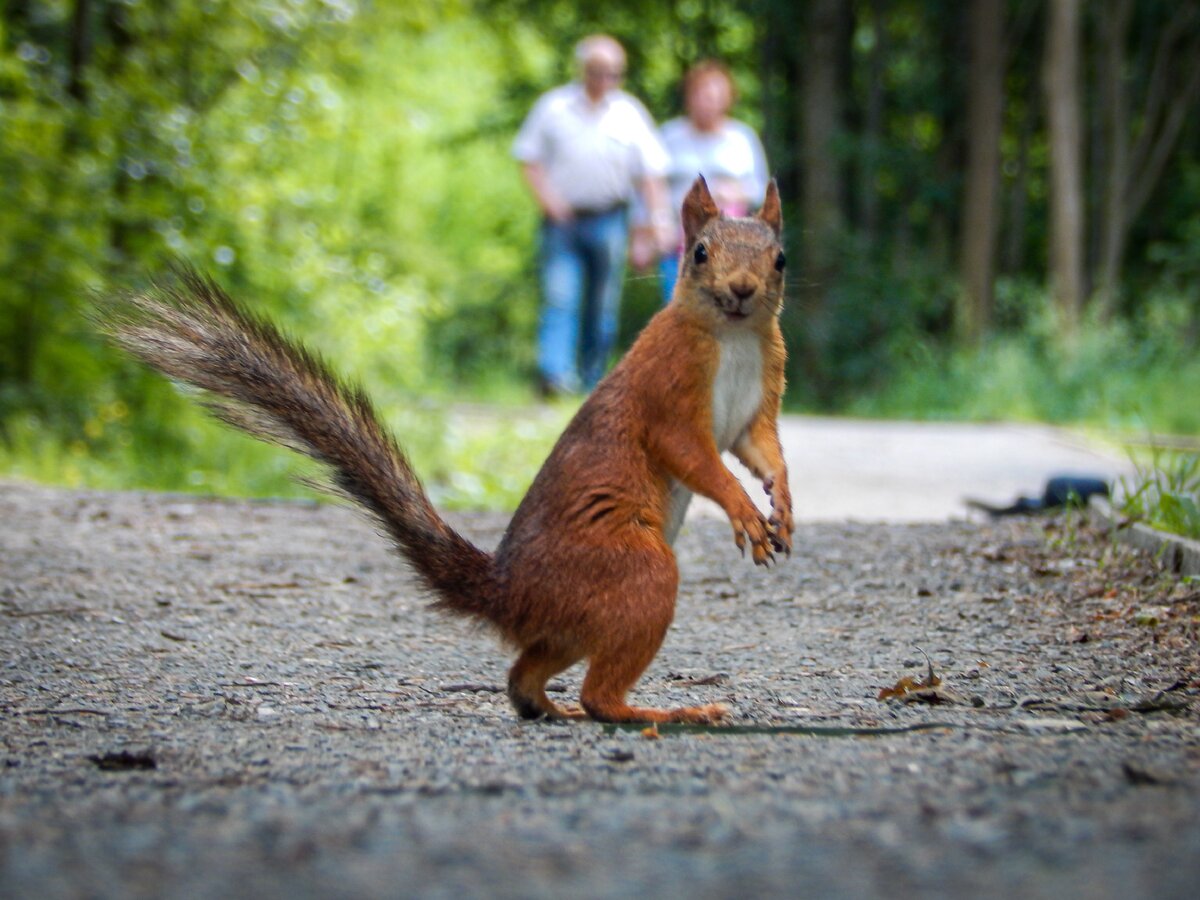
top-left (574, 34), bottom-right (626, 69)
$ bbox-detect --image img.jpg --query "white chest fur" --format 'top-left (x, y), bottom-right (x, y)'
top-left (665, 330), bottom-right (764, 545)
top-left (710, 330), bottom-right (764, 452)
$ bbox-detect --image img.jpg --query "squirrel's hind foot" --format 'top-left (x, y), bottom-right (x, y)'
top-left (582, 701), bottom-right (728, 725)
top-left (667, 702), bottom-right (728, 725)
top-left (547, 701), bottom-right (589, 720)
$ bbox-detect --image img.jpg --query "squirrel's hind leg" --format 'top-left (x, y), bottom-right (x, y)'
top-left (507, 642), bottom-right (587, 720)
top-left (579, 632), bottom-right (728, 725)
top-left (574, 542), bottom-right (726, 725)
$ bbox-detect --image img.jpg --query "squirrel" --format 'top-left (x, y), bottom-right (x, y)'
top-left (100, 175), bottom-right (792, 725)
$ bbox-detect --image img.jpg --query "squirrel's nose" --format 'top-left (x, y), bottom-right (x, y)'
top-left (729, 278), bottom-right (757, 301)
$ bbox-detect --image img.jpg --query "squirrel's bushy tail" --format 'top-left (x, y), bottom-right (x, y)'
top-left (100, 266), bottom-right (499, 622)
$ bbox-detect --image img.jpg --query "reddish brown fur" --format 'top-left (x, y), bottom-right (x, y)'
top-left (493, 178), bottom-right (791, 722)
top-left (101, 177), bottom-right (791, 725)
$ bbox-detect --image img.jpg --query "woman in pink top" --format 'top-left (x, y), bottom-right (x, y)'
top-left (656, 61), bottom-right (769, 303)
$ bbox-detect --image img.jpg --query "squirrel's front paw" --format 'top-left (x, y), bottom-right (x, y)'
top-left (761, 478), bottom-right (793, 556)
top-left (730, 511), bottom-right (776, 567)
top-left (768, 505), bottom-right (793, 556)
top-left (768, 487), bottom-right (794, 556)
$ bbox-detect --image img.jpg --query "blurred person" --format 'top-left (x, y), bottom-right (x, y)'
top-left (513, 34), bottom-right (673, 396)
top-left (655, 60), bottom-right (769, 302)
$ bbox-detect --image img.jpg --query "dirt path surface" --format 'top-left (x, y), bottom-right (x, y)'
top-left (2, 479), bottom-right (1198, 899)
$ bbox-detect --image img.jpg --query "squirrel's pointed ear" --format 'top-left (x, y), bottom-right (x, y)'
top-left (681, 175), bottom-right (720, 247)
top-left (757, 179), bottom-right (782, 237)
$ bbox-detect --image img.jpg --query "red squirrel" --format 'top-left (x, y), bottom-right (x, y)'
top-left (102, 176), bottom-right (792, 724)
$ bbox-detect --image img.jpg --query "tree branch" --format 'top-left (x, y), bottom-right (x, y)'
top-left (1129, 3), bottom-right (1198, 179)
top-left (1125, 34), bottom-right (1200, 222)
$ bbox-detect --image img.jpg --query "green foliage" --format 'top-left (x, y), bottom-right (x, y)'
top-left (1141, 160), bottom-right (1200, 305)
top-left (848, 285), bottom-right (1200, 435)
top-left (423, 403), bottom-right (576, 510)
top-left (0, 403), bottom-right (310, 498)
top-left (1119, 450), bottom-right (1200, 541)
top-left (783, 235), bottom-right (957, 408)
top-left (0, 387), bottom-right (571, 511)
top-left (1, 1), bottom-right (547, 507)
top-left (2, 1), bottom-right (1199, 512)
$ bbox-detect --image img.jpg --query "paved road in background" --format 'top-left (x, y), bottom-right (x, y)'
top-left (704, 415), bottom-right (1132, 523)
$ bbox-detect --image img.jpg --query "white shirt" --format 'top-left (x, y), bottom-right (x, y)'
top-left (513, 83), bottom-right (669, 212)
top-left (660, 117), bottom-right (768, 220)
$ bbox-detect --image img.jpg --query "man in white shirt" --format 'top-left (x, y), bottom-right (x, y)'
top-left (513, 34), bottom-right (673, 395)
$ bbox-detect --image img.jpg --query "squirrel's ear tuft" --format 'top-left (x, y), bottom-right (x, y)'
top-left (681, 175), bottom-right (720, 247)
top-left (757, 179), bottom-right (782, 237)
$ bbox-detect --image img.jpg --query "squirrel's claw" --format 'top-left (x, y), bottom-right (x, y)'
top-left (765, 512), bottom-right (793, 557)
top-left (751, 541), bottom-right (774, 567)
top-left (767, 497), bottom-right (794, 558)
top-left (731, 513), bottom-right (775, 565)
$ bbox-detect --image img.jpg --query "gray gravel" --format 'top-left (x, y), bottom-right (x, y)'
top-left (2, 480), bottom-right (1198, 899)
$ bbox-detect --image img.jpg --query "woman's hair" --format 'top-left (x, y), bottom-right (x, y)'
top-left (683, 59), bottom-right (736, 104)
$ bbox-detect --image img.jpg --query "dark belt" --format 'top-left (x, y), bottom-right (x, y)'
top-left (571, 202), bottom-right (627, 218)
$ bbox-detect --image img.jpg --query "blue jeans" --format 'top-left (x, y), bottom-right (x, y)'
top-left (659, 252), bottom-right (681, 304)
top-left (537, 208), bottom-right (628, 391)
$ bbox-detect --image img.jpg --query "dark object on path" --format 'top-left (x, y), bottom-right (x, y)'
top-left (966, 475), bottom-right (1109, 518)
top-left (88, 750), bottom-right (157, 771)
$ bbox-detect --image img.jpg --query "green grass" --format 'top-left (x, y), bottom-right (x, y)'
top-left (0, 389), bottom-right (575, 512)
top-left (1117, 449), bottom-right (1200, 540)
top-left (0, 407), bottom-right (311, 499)
top-left (848, 294), bottom-right (1200, 436)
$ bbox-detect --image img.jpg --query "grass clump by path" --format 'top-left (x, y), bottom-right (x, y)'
top-left (1118, 449), bottom-right (1200, 541)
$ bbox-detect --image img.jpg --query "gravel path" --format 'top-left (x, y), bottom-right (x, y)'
top-left (1, 480), bottom-right (1198, 899)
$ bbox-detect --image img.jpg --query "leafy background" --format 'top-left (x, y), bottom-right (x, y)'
top-left (2, 0), bottom-right (1198, 509)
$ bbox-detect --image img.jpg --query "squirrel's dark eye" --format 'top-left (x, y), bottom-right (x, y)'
top-left (774, 251), bottom-right (786, 272)
top-left (693, 243), bottom-right (708, 265)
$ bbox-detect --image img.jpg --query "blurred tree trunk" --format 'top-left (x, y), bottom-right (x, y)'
top-left (800, 0), bottom-right (846, 311)
top-left (1092, 0), bottom-right (1133, 317)
top-left (1042, 0), bottom-right (1084, 336)
top-left (957, 0), bottom-right (1005, 344)
top-left (929, 5), bottom-right (968, 272)
top-left (857, 0), bottom-right (886, 243)
top-left (758, 2), bottom-right (796, 202)
top-left (1095, 0), bottom-right (1200, 314)
top-left (1123, 4), bottom-right (1200, 226)
top-left (103, 0), bottom-right (135, 265)
top-left (1001, 97), bottom-right (1034, 276)
top-left (68, 0), bottom-right (92, 103)
top-left (998, 1), bottom-right (1040, 279)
